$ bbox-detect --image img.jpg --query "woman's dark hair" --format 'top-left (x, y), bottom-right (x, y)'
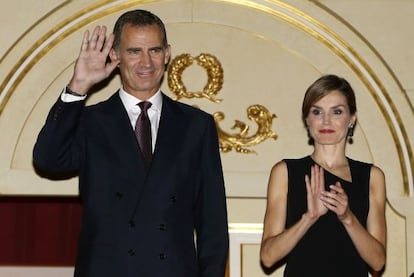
top-left (112, 9), bottom-right (168, 51)
top-left (301, 74), bottom-right (357, 126)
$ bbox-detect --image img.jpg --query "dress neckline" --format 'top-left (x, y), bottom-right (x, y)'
top-left (307, 155), bottom-right (353, 184)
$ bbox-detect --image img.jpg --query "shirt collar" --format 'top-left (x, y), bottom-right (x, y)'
top-left (118, 88), bottom-right (163, 112)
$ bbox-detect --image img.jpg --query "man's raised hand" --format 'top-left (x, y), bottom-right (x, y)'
top-left (68, 26), bottom-right (119, 94)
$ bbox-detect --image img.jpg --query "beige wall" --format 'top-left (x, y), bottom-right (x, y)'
top-left (1, 0), bottom-right (413, 276)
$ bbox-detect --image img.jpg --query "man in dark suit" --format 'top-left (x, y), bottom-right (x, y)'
top-left (33, 9), bottom-right (228, 277)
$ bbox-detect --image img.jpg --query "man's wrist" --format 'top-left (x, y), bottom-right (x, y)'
top-left (65, 86), bottom-right (87, 97)
top-left (61, 87), bottom-right (87, 103)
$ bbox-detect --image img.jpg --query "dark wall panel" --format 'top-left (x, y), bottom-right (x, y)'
top-left (0, 197), bottom-right (82, 265)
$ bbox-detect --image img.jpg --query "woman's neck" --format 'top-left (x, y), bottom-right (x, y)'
top-left (311, 145), bottom-right (347, 169)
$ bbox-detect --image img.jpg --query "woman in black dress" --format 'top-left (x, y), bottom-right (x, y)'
top-left (260, 75), bottom-right (386, 276)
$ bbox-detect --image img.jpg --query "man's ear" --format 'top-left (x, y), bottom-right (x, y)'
top-left (109, 48), bottom-right (119, 63)
top-left (164, 45), bottom-right (171, 65)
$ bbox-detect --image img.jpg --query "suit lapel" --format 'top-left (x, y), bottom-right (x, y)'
top-left (150, 94), bottom-right (189, 175)
top-left (99, 93), bottom-right (148, 210)
top-left (101, 92), bottom-right (146, 169)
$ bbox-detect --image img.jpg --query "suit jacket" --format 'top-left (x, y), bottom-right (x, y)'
top-left (33, 91), bottom-right (229, 277)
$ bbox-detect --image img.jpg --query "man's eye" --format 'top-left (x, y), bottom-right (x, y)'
top-left (128, 49), bottom-right (140, 54)
top-left (150, 48), bottom-right (162, 54)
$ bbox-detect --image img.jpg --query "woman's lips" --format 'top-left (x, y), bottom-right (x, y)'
top-left (319, 129), bottom-right (335, 134)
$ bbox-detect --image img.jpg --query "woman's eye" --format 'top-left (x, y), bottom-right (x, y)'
top-left (333, 109), bottom-right (343, 115)
top-left (311, 109), bottom-right (321, 115)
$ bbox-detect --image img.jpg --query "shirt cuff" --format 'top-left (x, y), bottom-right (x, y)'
top-left (61, 87), bottom-right (87, 102)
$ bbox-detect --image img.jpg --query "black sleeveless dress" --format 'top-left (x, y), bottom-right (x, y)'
top-left (283, 156), bottom-right (371, 277)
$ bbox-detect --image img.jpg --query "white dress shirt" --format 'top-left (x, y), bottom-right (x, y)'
top-left (118, 88), bottom-right (162, 152)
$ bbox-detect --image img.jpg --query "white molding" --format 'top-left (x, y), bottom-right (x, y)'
top-left (0, 267), bottom-right (74, 277)
top-left (229, 223), bottom-right (263, 277)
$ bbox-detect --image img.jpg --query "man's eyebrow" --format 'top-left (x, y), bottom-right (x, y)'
top-left (126, 47), bottom-right (141, 51)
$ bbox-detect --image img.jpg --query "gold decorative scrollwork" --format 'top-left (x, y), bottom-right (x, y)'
top-left (167, 53), bottom-right (278, 153)
top-left (214, 105), bottom-right (278, 154)
top-left (167, 53), bottom-right (223, 103)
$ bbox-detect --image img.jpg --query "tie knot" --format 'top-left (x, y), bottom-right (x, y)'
top-left (138, 101), bottom-right (152, 112)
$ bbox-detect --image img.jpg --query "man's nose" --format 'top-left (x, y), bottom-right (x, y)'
top-left (139, 52), bottom-right (152, 66)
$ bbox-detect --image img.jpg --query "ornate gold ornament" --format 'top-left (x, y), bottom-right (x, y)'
top-left (168, 53), bottom-right (223, 103)
top-left (167, 53), bottom-right (277, 153)
top-left (214, 105), bottom-right (278, 154)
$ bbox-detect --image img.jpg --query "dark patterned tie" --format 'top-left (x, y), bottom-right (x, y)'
top-left (135, 101), bottom-right (152, 169)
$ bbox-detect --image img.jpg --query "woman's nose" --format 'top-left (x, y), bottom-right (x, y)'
top-left (323, 114), bottom-right (331, 124)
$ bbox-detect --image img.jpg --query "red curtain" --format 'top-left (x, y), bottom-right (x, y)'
top-left (0, 197), bottom-right (82, 265)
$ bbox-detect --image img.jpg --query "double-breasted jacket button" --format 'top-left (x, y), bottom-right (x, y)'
top-left (159, 253), bottom-right (166, 260)
top-left (128, 249), bottom-right (135, 256)
top-left (170, 196), bottom-right (177, 203)
top-left (129, 220), bottom-right (135, 227)
top-left (159, 223), bottom-right (166, 231)
top-left (115, 192), bottom-right (123, 199)
top-left (53, 106), bottom-right (63, 120)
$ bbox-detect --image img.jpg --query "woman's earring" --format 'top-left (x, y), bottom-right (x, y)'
top-left (347, 124), bottom-right (354, 144)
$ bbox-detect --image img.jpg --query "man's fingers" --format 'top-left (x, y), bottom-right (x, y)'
top-left (81, 30), bottom-right (90, 51)
top-left (88, 26), bottom-right (100, 50)
top-left (103, 33), bottom-right (115, 53)
top-left (96, 26), bottom-right (108, 50)
top-left (80, 26), bottom-right (112, 54)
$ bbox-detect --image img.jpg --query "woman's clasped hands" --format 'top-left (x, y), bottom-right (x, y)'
top-left (305, 165), bottom-right (351, 223)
